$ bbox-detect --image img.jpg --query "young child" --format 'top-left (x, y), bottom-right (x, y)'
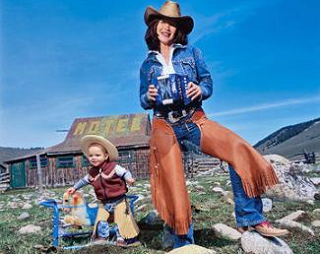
top-left (66, 135), bottom-right (140, 246)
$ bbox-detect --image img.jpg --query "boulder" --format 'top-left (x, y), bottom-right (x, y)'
top-left (262, 198), bottom-right (273, 213)
top-left (212, 223), bottom-right (241, 240)
top-left (241, 231), bottom-right (293, 254)
top-left (18, 212), bottom-right (30, 220)
top-left (276, 219), bottom-right (314, 236)
top-left (18, 225), bottom-right (41, 234)
top-left (167, 244), bottom-right (215, 254)
top-left (311, 220), bottom-right (320, 227)
top-left (22, 203), bottom-right (33, 210)
top-left (264, 154), bottom-right (317, 201)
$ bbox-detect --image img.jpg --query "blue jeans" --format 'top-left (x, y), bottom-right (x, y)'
top-left (171, 121), bottom-right (265, 242)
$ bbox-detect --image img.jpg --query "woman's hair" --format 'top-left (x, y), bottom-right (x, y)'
top-left (145, 19), bottom-right (188, 51)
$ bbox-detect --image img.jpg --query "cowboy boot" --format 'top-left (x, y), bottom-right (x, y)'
top-left (253, 222), bottom-right (289, 237)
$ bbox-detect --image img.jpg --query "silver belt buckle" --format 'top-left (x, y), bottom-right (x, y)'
top-left (167, 110), bottom-right (187, 123)
top-left (167, 111), bottom-right (180, 123)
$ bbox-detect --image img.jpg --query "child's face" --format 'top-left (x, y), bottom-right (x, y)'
top-left (87, 144), bottom-right (109, 167)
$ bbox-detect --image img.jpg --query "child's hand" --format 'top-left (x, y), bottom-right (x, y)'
top-left (126, 178), bottom-right (135, 186)
top-left (67, 187), bottom-right (76, 195)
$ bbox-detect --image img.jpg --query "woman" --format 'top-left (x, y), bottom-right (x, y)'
top-left (139, 1), bottom-right (289, 248)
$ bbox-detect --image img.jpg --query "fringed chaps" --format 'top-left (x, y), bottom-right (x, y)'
top-left (149, 110), bottom-right (279, 235)
top-left (149, 118), bottom-right (192, 235)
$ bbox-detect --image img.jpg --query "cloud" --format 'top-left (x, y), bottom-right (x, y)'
top-left (208, 96), bottom-right (320, 117)
top-left (191, 0), bottom-right (283, 43)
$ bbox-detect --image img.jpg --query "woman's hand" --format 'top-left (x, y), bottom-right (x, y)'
top-left (147, 84), bottom-right (158, 101)
top-left (187, 82), bottom-right (202, 101)
top-left (126, 178), bottom-right (135, 186)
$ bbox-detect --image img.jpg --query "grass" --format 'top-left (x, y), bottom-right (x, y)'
top-left (0, 174), bottom-right (320, 254)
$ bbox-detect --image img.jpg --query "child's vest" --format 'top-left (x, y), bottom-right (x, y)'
top-left (88, 161), bottom-right (127, 202)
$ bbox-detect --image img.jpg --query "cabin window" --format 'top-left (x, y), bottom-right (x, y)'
top-left (29, 156), bottom-right (47, 169)
top-left (57, 156), bottom-right (74, 168)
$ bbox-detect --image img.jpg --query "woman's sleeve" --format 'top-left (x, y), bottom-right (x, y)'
top-left (140, 66), bottom-right (155, 110)
top-left (193, 47), bottom-right (213, 100)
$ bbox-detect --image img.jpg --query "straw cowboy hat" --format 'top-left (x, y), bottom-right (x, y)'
top-left (80, 135), bottom-right (119, 161)
top-left (144, 1), bottom-right (194, 34)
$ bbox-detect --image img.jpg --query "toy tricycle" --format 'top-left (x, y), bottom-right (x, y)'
top-left (40, 192), bottom-right (139, 249)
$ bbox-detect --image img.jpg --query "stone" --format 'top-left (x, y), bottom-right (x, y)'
top-left (279, 210), bottom-right (306, 221)
top-left (212, 223), bottom-right (241, 240)
top-left (9, 202), bottom-right (19, 209)
top-left (313, 208), bottom-right (320, 215)
top-left (162, 225), bottom-right (174, 249)
top-left (22, 203), bottom-right (33, 209)
top-left (262, 198), bottom-right (273, 213)
top-left (167, 244), bottom-right (216, 254)
top-left (264, 154), bottom-right (317, 201)
top-left (310, 177), bottom-right (320, 185)
top-left (276, 219), bottom-right (314, 236)
top-left (311, 220), bottom-right (320, 227)
top-left (136, 204), bottom-right (148, 212)
top-left (241, 231), bottom-right (293, 254)
top-left (18, 212), bottom-right (30, 220)
top-left (211, 187), bottom-right (226, 195)
top-left (18, 225), bottom-right (41, 234)
top-left (195, 185), bottom-right (206, 192)
top-left (139, 210), bottom-right (163, 229)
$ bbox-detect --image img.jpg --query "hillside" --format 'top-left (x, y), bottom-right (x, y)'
top-left (254, 117), bottom-right (320, 160)
top-left (0, 147), bottom-right (42, 165)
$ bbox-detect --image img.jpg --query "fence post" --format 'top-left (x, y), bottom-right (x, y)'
top-left (36, 154), bottom-right (43, 191)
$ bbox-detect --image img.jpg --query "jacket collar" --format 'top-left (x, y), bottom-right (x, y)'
top-left (147, 43), bottom-right (186, 57)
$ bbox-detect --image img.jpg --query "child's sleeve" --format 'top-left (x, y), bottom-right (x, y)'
top-left (115, 164), bottom-right (133, 181)
top-left (73, 174), bottom-right (90, 190)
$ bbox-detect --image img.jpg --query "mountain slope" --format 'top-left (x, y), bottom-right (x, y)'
top-left (254, 117), bottom-right (320, 160)
top-left (0, 147), bottom-right (42, 165)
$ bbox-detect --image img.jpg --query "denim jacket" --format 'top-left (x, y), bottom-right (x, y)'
top-left (139, 44), bottom-right (213, 113)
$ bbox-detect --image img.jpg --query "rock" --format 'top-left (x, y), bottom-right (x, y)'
top-left (162, 225), bottom-right (174, 249)
top-left (241, 231), bottom-right (293, 254)
top-left (212, 223), bottom-right (241, 240)
top-left (276, 219), bottom-right (314, 236)
top-left (313, 208), bottom-right (320, 215)
top-left (262, 198), bottom-right (273, 213)
top-left (9, 202), bottom-right (19, 209)
top-left (195, 185), bottom-right (206, 192)
top-left (311, 220), bottom-right (320, 227)
top-left (136, 204), bottom-right (148, 212)
top-left (167, 244), bottom-right (216, 254)
top-left (306, 200), bottom-right (315, 205)
top-left (18, 212), bottom-right (30, 220)
top-left (22, 203), bottom-right (33, 210)
top-left (211, 187), bottom-right (226, 195)
top-left (279, 210), bottom-right (306, 221)
top-left (310, 177), bottom-right (320, 186)
top-left (265, 154), bottom-right (291, 166)
top-left (139, 210), bottom-right (163, 230)
top-left (18, 225), bottom-right (41, 234)
top-left (264, 154), bottom-right (317, 201)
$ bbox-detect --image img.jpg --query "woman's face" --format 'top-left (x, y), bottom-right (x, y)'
top-left (156, 20), bottom-right (177, 46)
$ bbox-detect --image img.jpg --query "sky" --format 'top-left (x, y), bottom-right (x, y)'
top-left (1, 0), bottom-right (319, 148)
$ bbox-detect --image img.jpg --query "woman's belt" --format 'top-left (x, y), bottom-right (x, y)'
top-left (155, 108), bottom-right (195, 123)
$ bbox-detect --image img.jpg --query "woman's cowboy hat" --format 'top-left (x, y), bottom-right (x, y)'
top-left (80, 135), bottom-right (119, 161)
top-left (144, 1), bottom-right (194, 34)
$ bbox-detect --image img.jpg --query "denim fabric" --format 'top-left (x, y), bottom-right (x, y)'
top-left (97, 221), bottom-right (110, 238)
top-left (172, 223), bottom-right (194, 248)
top-left (139, 44), bottom-right (213, 112)
top-left (229, 166), bottom-right (265, 227)
top-left (172, 121), bottom-right (265, 234)
top-left (96, 221), bottom-right (122, 240)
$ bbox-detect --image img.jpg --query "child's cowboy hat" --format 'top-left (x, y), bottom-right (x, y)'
top-left (80, 135), bottom-right (119, 161)
top-left (144, 1), bottom-right (194, 34)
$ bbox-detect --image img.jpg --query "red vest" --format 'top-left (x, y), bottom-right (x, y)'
top-left (88, 161), bottom-right (127, 202)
